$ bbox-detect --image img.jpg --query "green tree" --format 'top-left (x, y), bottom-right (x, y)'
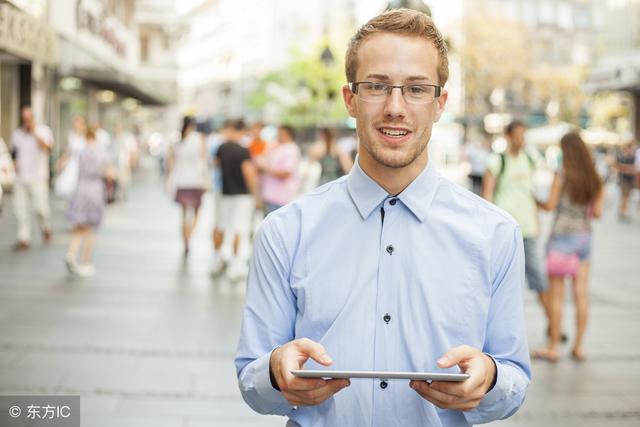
top-left (247, 43), bottom-right (349, 127)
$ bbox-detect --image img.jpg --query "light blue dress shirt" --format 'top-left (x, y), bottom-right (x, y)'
top-left (235, 159), bottom-right (531, 427)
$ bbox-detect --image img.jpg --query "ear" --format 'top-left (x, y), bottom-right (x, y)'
top-left (342, 84), bottom-right (357, 118)
top-left (433, 88), bottom-right (448, 122)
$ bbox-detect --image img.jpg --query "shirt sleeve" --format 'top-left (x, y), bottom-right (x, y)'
top-left (36, 125), bottom-right (53, 147)
top-left (280, 145), bottom-right (301, 173)
top-left (464, 224), bottom-right (531, 425)
top-left (485, 153), bottom-right (500, 176)
top-left (234, 211), bottom-right (298, 416)
top-left (10, 130), bottom-right (19, 152)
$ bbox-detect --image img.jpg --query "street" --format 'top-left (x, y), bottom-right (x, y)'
top-left (1, 157), bottom-right (639, 427)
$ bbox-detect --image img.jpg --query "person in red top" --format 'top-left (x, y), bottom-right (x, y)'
top-left (248, 122), bottom-right (268, 159)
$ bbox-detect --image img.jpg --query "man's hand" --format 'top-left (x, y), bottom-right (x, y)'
top-left (410, 345), bottom-right (496, 411)
top-left (270, 338), bottom-right (350, 407)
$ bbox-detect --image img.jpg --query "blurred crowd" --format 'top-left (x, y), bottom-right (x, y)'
top-left (2, 103), bottom-right (640, 362)
top-left (0, 106), bottom-right (140, 276)
top-left (163, 117), bottom-right (356, 282)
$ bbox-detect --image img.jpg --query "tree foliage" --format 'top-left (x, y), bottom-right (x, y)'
top-left (247, 43), bottom-right (349, 127)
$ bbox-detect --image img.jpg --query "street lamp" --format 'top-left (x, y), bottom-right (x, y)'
top-left (320, 45), bottom-right (334, 68)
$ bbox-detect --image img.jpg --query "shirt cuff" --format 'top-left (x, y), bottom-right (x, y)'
top-left (252, 349), bottom-right (290, 405)
top-left (479, 354), bottom-right (507, 407)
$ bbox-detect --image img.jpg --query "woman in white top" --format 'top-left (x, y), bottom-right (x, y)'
top-left (167, 116), bottom-right (207, 256)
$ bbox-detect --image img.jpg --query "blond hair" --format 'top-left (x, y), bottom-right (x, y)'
top-left (345, 8), bottom-right (449, 86)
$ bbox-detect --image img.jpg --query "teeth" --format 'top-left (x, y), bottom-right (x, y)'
top-left (381, 128), bottom-right (408, 137)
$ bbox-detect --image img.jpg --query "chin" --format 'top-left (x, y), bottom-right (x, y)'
top-left (371, 148), bottom-right (418, 169)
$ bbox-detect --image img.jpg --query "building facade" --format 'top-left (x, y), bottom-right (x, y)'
top-left (0, 0), bottom-right (56, 144)
top-left (586, 0), bottom-right (640, 140)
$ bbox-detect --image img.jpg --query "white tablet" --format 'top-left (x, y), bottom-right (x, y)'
top-left (291, 370), bottom-right (469, 382)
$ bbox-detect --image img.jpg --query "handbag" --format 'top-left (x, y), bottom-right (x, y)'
top-left (54, 156), bottom-right (79, 199)
top-left (546, 249), bottom-right (580, 277)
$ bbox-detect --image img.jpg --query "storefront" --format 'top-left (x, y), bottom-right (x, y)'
top-left (50, 0), bottom-right (171, 157)
top-left (0, 2), bottom-right (56, 144)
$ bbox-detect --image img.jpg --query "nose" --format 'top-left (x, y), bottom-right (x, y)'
top-left (383, 86), bottom-right (407, 119)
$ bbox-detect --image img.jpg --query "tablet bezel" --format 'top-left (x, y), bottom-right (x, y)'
top-left (291, 370), bottom-right (469, 382)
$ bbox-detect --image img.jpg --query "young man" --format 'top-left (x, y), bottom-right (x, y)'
top-left (11, 106), bottom-right (54, 250)
top-left (214, 119), bottom-right (260, 281)
top-left (236, 9), bottom-right (530, 426)
top-left (482, 120), bottom-right (551, 331)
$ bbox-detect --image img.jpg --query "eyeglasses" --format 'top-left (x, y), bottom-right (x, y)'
top-left (349, 81), bottom-right (441, 104)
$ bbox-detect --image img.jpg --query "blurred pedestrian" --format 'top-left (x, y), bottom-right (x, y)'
top-left (0, 137), bottom-right (15, 214)
top-left (615, 140), bottom-right (637, 221)
top-left (533, 132), bottom-right (604, 362)
top-left (213, 119), bottom-right (260, 281)
top-left (54, 116), bottom-right (86, 199)
top-left (167, 116), bottom-right (208, 256)
top-left (237, 9), bottom-right (530, 424)
top-left (310, 127), bottom-right (353, 186)
top-left (248, 121), bottom-right (268, 159)
top-left (206, 122), bottom-right (227, 257)
top-left (10, 106), bottom-right (54, 250)
top-left (65, 127), bottom-right (115, 276)
top-left (256, 125), bottom-right (301, 214)
top-left (463, 137), bottom-right (490, 195)
top-left (483, 120), bottom-right (551, 333)
top-left (112, 124), bottom-right (136, 201)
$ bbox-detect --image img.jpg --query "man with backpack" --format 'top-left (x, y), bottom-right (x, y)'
top-left (483, 120), bottom-right (551, 331)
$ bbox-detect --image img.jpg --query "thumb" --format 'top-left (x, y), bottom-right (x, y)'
top-left (297, 338), bottom-right (333, 366)
top-left (437, 345), bottom-right (475, 368)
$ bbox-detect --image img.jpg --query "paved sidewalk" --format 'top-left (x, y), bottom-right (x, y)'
top-left (0, 158), bottom-right (639, 426)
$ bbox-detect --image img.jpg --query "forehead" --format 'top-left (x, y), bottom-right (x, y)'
top-left (356, 32), bottom-right (439, 83)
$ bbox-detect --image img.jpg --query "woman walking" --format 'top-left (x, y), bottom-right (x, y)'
top-left (534, 132), bottom-right (604, 362)
top-left (65, 127), bottom-right (114, 276)
top-left (167, 116), bottom-right (207, 256)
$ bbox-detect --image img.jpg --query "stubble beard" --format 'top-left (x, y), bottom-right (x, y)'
top-left (360, 130), bottom-right (429, 169)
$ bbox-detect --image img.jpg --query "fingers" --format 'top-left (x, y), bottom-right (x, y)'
top-left (295, 337), bottom-right (333, 366)
top-left (284, 379), bottom-right (350, 406)
top-left (437, 345), bottom-right (476, 368)
top-left (410, 381), bottom-right (482, 411)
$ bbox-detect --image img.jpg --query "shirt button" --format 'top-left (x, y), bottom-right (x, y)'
top-left (383, 313), bottom-right (391, 323)
top-left (386, 245), bottom-right (394, 255)
top-left (389, 198), bottom-right (397, 206)
top-left (380, 380), bottom-right (388, 389)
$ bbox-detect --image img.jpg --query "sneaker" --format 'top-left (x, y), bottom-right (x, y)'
top-left (42, 229), bottom-right (52, 243)
top-left (210, 257), bottom-right (227, 277)
top-left (65, 255), bottom-right (78, 275)
top-left (12, 241), bottom-right (30, 251)
top-left (77, 264), bottom-right (96, 277)
top-left (226, 261), bottom-right (248, 283)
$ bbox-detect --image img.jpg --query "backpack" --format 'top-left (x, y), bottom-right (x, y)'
top-left (495, 151), bottom-right (536, 194)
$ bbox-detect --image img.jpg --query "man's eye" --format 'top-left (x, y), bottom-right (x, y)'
top-left (368, 83), bottom-right (387, 91)
top-left (408, 85), bottom-right (428, 94)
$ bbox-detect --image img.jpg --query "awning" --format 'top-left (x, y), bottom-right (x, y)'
top-left (71, 68), bottom-right (172, 106)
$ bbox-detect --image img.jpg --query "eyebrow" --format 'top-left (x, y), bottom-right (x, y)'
top-left (364, 74), bottom-right (436, 84)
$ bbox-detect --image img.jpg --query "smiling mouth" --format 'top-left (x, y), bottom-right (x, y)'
top-left (378, 127), bottom-right (410, 138)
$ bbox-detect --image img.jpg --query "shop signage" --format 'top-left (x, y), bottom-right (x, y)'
top-left (76, 0), bottom-right (127, 59)
top-left (0, 4), bottom-right (56, 65)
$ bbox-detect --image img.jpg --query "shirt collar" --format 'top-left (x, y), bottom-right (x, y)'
top-left (346, 156), bottom-right (440, 222)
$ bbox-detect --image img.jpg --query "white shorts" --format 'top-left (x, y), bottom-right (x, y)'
top-left (218, 194), bottom-right (254, 236)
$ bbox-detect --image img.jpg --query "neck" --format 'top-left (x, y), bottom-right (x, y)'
top-left (507, 144), bottom-right (521, 156)
top-left (358, 149), bottom-right (428, 195)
